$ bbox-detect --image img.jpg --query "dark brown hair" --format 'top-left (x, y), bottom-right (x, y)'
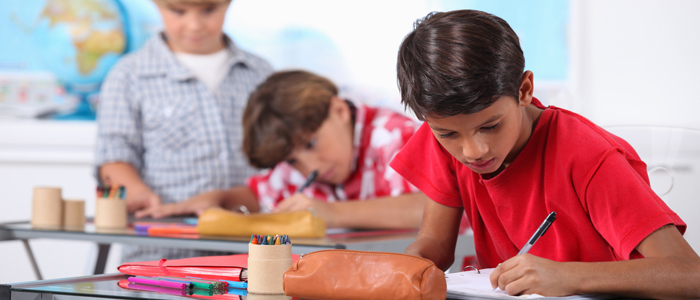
top-left (243, 70), bottom-right (337, 169)
top-left (397, 10), bottom-right (525, 120)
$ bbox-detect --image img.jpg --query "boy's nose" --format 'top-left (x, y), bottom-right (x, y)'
top-left (185, 14), bottom-right (205, 30)
top-left (461, 138), bottom-right (488, 161)
top-left (294, 154), bottom-right (322, 176)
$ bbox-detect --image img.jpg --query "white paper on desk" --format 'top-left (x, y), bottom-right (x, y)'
top-left (445, 268), bottom-right (612, 300)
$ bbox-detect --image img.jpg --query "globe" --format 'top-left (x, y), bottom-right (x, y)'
top-left (0, 0), bottom-right (161, 119)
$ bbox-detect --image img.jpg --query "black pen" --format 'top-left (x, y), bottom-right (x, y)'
top-left (295, 170), bottom-right (318, 194)
top-left (517, 211), bottom-right (556, 255)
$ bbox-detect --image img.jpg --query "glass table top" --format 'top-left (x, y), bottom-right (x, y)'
top-left (8, 273), bottom-right (291, 300)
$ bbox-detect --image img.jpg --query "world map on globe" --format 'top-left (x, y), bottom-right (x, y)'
top-left (0, 0), bottom-right (160, 92)
top-left (33, 0), bottom-right (126, 76)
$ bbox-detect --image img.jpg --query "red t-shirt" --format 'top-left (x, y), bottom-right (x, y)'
top-left (390, 99), bottom-right (685, 268)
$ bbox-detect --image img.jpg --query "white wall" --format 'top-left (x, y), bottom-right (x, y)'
top-left (568, 0), bottom-right (700, 128)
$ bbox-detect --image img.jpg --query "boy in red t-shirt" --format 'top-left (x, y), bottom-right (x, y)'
top-left (391, 10), bottom-right (700, 298)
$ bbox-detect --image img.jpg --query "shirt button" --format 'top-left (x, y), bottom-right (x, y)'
top-left (163, 106), bottom-right (174, 117)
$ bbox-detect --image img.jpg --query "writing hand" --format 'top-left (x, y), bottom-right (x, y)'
top-left (272, 193), bottom-right (332, 223)
top-left (489, 254), bottom-right (575, 297)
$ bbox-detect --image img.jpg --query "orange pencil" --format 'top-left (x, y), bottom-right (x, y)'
top-left (108, 186), bottom-right (117, 199)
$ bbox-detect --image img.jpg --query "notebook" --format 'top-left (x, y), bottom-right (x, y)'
top-left (118, 254), bottom-right (248, 281)
top-left (446, 268), bottom-right (613, 300)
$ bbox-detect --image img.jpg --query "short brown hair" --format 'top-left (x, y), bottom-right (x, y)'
top-left (243, 70), bottom-right (338, 169)
top-left (397, 10), bottom-right (525, 120)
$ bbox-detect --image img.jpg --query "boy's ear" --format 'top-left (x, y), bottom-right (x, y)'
top-left (518, 71), bottom-right (534, 107)
top-left (330, 96), bottom-right (351, 124)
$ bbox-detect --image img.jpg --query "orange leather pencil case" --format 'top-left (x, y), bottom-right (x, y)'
top-left (283, 249), bottom-right (446, 300)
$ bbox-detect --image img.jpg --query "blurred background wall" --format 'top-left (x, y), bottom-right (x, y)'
top-left (1, 0), bottom-right (699, 283)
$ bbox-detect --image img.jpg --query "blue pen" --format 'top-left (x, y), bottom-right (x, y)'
top-left (222, 280), bottom-right (247, 289)
top-left (295, 170), bottom-right (318, 193)
top-left (183, 217), bottom-right (198, 225)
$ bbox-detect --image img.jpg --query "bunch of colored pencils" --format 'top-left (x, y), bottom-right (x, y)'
top-left (250, 234), bottom-right (291, 245)
top-left (96, 185), bottom-right (125, 200)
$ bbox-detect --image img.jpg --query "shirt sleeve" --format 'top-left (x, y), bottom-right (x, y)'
top-left (389, 122), bottom-right (463, 207)
top-left (374, 113), bottom-right (420, 196)
top-left (584, 148), bottom-right (686, 259)
top-left (94, 60), bottom-right (144, 179)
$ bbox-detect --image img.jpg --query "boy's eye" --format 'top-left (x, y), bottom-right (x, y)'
top-left (438, 132), bottom-right (455, 139)
top-left (481, 122), bottom-right (500, 131)
top-left (306, 139), bottom-right (317, 149)
top-left (286, 158), bottom-right (296, 165)
top-left (169, 8), bottom-right (185, 15)
top-left (202, 5), bottom-right (217, 14)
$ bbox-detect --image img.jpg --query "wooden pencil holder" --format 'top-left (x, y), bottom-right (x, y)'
top-left (62, 199), bottom-right (86, 231)
top-left (247, 243), bottom-right (292, 294)
top-left (94, 199), bottom-right (127, 228)
top-left (31, 187), bottom-right (63, 229)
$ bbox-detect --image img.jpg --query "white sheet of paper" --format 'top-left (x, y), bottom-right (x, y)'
top-left (445, 268), bottom-right (612, 300)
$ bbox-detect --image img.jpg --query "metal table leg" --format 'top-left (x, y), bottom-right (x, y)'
top-left (20, 239), bottom-right (42, 280)
top-left (93, 243), bottom-right (111, 275)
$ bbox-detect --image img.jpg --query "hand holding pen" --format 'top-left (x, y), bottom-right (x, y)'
top-left (490, 211), bottom-right (557, 293)
top-left (272, 170), bottom-right (319, 213)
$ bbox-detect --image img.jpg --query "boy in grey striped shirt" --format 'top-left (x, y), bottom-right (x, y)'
top-left (95, 0), bottom-right (272, 263)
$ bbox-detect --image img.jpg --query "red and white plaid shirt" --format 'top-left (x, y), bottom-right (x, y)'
top-left (247, 103), bottom-right (420, 211)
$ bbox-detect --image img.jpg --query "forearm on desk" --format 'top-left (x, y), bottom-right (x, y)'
top-left (219, 186), bottom-right (261, 213)
top-left (404, 199), bottom-right (462, 270)
top-left (567, 225), bottom-right (700, 299)
top-left (326, 192), bottom-right (426, 229)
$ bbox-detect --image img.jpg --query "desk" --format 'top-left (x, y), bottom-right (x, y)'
top-left (0, 220), bottom-right (475, 280)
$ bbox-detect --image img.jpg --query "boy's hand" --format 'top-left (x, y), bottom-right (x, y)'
top-left (489, 254), bottom-right (575, 297)
top-left (273, 194), bottom-right (333, 225)
top-left (134, 190), bottom-right (225, 219)
top-left (126, 183), bottom-right (161, 213)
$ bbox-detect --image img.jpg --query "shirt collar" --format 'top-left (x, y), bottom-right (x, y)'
top-left (136, 32), bottom-right (250, 80)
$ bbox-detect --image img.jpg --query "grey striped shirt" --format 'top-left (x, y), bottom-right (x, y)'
top-left (95, 33), bottom-right (272, 262)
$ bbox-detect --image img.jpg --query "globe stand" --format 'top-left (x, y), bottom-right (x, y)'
top-left (52, 84), bottom-right (98, 120)
top-left (53, 97), bottom-right (96, 120)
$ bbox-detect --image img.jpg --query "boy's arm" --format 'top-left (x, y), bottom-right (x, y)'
top-left (134, 185), bottom-right (260, 219)
top-left (273, 192), bottom-right (427, 229)
top-left (99, 162), bottom-right (160, 214)
top-left (404, 199), bottom-right (463, 270)
top-left (95, 60), bottom-right (152, 213)
top-left (490, 225), bottom-right (700, 298)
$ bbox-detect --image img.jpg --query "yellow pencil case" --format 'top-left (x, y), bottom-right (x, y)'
top-left (196, 207), bottom-right (326, 238)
